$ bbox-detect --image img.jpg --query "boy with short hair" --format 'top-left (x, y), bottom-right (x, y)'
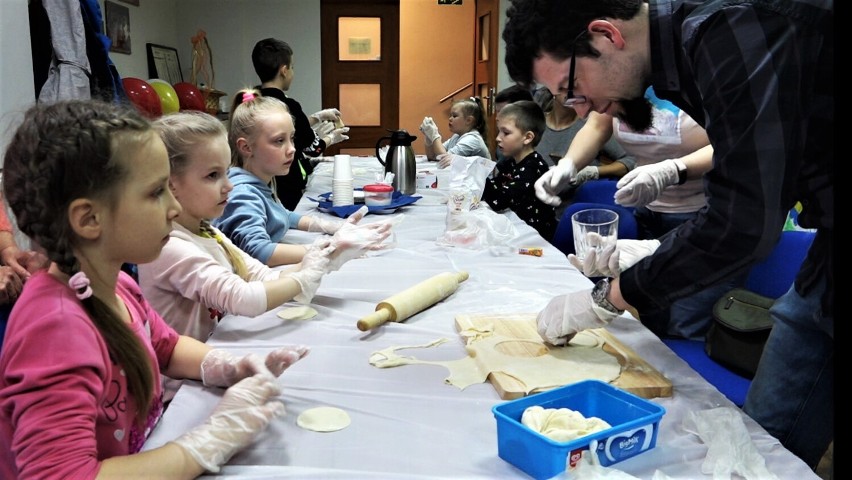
top-left (482, 100), bottom-right (556, 240)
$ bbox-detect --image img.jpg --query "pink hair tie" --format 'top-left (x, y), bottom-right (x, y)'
top-left (69, 271), bottom-right (93, 300)
top-left (242, 92), bottom-right (256, 103)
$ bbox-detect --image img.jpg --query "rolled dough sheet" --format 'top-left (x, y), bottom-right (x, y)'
top-left (296, 406), bottom-right (351, 432)
top-left (367, 331), bottom-right (621, 393)
top-left (277, 306), bottom-right (319, 321)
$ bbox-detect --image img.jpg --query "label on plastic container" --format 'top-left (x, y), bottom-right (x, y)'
top-left (417, 171), bottom-right (438, 189)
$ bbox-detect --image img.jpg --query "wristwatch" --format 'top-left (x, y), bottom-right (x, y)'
top-left (674, 159), bottom-right (688, 185)
top-left (591, 278), bottom-right (624, 314)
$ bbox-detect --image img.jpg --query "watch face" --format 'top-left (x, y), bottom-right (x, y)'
top-left (593, 279), bottom-right (609, 302)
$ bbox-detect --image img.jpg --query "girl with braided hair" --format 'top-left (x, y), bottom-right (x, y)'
top-left (0, 100), bottom-right (310, 478)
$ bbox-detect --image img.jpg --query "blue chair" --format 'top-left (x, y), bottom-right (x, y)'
top-left (662, 229), bottom-right (816, 406)
top-left (551, 202), bottom-right (639, 256)
top-left (572, 179), bottom-right (622, 206)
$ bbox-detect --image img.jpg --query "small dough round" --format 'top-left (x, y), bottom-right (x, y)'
top-left (297, 407), bottom-right (351, 432)
top-left (277, 306), bottom-right (319, 321)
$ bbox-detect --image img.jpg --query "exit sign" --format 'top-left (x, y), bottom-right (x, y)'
top-left (438, 0), bottom-right (463, 4)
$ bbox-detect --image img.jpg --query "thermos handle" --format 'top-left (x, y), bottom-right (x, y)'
top-left (375, 136), bottom-right (391, 165)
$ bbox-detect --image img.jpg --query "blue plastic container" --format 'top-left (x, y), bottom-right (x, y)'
top-left (492, 380), bottom-right (665, 479)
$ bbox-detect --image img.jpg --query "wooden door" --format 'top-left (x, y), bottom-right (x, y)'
top-left (320, 0), bottom-right (400, 155)
top-left (474, 0), bottom-right (500, 156)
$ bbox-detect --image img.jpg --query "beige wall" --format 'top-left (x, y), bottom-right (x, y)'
top-left (400, 1), bottom-right (475, 155)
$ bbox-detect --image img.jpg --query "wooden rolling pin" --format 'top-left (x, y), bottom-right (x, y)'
top-left (357, 271), bottom-right (470, 331)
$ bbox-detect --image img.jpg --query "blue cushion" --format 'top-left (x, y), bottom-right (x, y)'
top-left (663, 338), bottom-right (751, 406)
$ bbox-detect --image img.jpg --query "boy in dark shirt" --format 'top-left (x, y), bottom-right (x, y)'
top-left (482, 100), bottom-right (556, 240)
top-left (251, 38), bottom-right (349, 209)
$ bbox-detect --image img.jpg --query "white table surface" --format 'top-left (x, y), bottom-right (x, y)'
top-left (144, 157), bottom-right (817, 479)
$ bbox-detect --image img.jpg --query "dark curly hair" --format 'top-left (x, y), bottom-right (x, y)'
top-left (502, 0), bottom-right (642, 86)
top-left (2, 99), bottom-right (157, 419)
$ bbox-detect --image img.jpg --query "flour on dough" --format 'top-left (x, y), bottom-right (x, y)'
top-left (297, 407), bottom-right (351, 432)
top-left (277, 306), bottom-right (318, 321)
top-left (367, 330), bottom-right (620, 393)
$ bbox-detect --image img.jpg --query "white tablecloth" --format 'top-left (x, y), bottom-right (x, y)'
top-left (144, 157), bottom-right (817, 479)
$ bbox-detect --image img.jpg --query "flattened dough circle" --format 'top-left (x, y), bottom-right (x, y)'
top-left (278, 306), bottom-right (318, 321)
top-left (297, 407), bottom-right (351, 432)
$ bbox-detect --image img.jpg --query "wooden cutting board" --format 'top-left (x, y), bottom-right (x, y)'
top-left (455, 313), bottom-right (672, 400)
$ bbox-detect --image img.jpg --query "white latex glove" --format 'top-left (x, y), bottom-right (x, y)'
top-left (615, 159), bottom-right (683, 207)
top-left (172, 374), bottom-right (284, 473)
top-left (310, 108), bottom-right (342, 124)
top-left (200, 346), bottom-right (310, 388)
top-left (312, 120), bottom-right (335, 138)
top-left (571, 165), bottom-right (599, 185)
top-left (291, 237), bottom-right (335, 303)
top-left (436, 153), bottom-right (458, 169)
top-left (534, 161), bottom-right (578, 206)
top-left (536, 289), bottom-right (620, 346)
top-left (419, 117), bottom-right (441, 146)
top-left (324, 127), bottom-right (350, 146)
top-left (327, 215), bottom-right (394, 271)
top-left (567, 233), bottom-right (661, 278)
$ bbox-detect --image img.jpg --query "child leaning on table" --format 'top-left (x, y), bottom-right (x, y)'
top-left (214, 90), bottom-right (392, 267)
top-left (0, 99), bottom-right (309, 478)
top-left (141, 111), bottom-right (350, 400)
top-left (481, 100), bottom-right (557, 240)
top-left (420, 96), bottom-right (491, 166)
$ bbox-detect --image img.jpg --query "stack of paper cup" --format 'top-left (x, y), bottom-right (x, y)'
top-left (332, 154), bottom-right (354, 206)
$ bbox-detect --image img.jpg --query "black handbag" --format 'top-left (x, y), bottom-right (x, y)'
top-left (705, 288), bottom-right (775, 379)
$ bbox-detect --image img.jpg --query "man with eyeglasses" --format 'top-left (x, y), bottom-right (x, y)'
top-left (502, 0), bottom-right (833, 471)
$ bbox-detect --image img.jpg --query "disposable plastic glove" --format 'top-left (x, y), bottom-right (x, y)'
top-left (536, 289), bottom-right (620, 346)
top-left (327, 216), bottom-right (395, 271)
top-left (200, 346), bottom-right (310, 388)
top-left (307, 214), bottom-right (347, 235)
top-left (311, 120), bottom-right (335, 138)
top-left (310, 108), bottom-right (342, 124)
top-left (534, 161), bottom-right (578, 206)
top-left (419, 117), bottom-right (441, 146)
top-left (308, 205), bottom-right (369, 234)
top-left (615, 159), bottom-right (683, 207)
top-left (324, 126), bottom-right (350, 146)
top-left (291, 237), bottom-right (335, 303)
top-left (567, 233), bottom-right (661, 278)
top-left (436, 153), bottom-right (458, 169)
top-left (172, 374), bottom-right (284, 473)
top-left (571, 165), bottom-right (599, 185)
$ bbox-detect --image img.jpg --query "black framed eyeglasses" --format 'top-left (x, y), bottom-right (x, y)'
top-left (562, 31), bottom-right (588, 107)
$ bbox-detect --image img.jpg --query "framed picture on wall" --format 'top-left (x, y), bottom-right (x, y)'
top-left (119, 0), bottom-right (140, 5)
top-left (105, 1), bottom-right (131, 54)
top-left (146, 43), bottom-right (183, 85)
